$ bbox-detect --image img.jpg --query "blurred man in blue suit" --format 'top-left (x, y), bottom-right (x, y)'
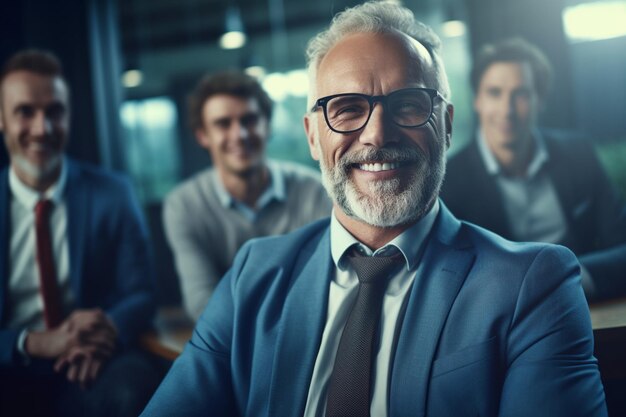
top-left (142, 2), bottom-right (607, 416)
top-left (0, 49), bottom-right (160, 417)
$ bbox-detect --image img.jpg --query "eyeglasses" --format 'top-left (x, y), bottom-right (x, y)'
top-left (310, 87), bottom-right (446, 134)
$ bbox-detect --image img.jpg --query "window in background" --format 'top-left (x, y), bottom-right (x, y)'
top-left (563, 1), bottom-right (626, 42)
top-left (120, 97), bottom-right (181, 203)
top-left (562, 0), bottom-right (626, 199)
top-left (260, 69), bottom-right (316, 168)
top-left (436, 19), bottom-right (473, 155)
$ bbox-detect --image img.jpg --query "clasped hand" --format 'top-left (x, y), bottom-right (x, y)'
top-left (25, 309), bottom-right (118, 389)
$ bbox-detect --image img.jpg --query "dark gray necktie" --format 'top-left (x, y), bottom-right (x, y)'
top-left (325, 249), bottom-right (403, 417)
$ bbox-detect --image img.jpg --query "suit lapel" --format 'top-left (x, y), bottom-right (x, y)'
top-left (465, 140), bottom-right (512, 239)
top-left (389, 205), bottom-right (475, 417)
top-left (0, 168), bottom-right (9, 323)
top-left (65, 160), bottom-right (88, 305)
top-left (544, 136), bottom-right (577, 221)
top-left (268, 228), bottom-right (333, 416)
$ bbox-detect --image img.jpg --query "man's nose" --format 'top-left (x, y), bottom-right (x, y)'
top-left (358, 103), bottom-right (396, 147)
top-left (231, 121), bottom-right (249, 141)
top-left (505, 94), bottom-right (517, 117)
top-left (30, 112), bottom-right (52, 137)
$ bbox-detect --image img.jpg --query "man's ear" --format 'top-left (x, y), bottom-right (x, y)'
top-left (444, 103), bottom-right (454, 149)
top-left (304, 114), bottom-right (320, 161)
top-left (195, 128), bottom-right (211, 149)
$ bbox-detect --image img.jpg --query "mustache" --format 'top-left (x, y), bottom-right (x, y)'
top-left (337, 145), bottom-right (426, 171)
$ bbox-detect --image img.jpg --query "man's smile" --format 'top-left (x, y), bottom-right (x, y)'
top-left (356, 161), bottom-right (403, 172)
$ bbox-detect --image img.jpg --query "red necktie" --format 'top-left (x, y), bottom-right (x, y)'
top-left (34, 199), bottom-right (63, 329)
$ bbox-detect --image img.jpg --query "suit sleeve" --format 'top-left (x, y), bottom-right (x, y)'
top-left (0, 330), bottom-right (21, 367)
top-left (140, 244), bottom-right (244, 417)
top-left (106, 179), bottom-right (156, 347)
top-left (162, 192), bottom-right (222, 321)
top-left (498, 246), bottom-right (607, 417)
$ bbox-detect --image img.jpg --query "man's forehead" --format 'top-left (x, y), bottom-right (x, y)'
top-left (203, 94), bottom-right (260, 118)
top-left (1, 71), bottom-right (68, 103)
top-left (315, 31), bottom-right (436, 94)
top-left (481, 61), bottom-right (534, 87)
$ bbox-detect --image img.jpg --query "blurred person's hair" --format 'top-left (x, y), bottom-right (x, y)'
top-left (188, 71), bottom-right (273, 132)
top-left (1, 49), bottom-right (65, 87)
top-left (471, 38), bottom-right (553, 99)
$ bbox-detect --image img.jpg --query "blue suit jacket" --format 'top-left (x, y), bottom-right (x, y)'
top-left (142, 203), bottom-right (606, 417)
top-left (0, 159), bottom-right (155, 367)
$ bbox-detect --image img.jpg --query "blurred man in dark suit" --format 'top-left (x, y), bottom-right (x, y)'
top-left (441, 38), bottom-right (626, 301)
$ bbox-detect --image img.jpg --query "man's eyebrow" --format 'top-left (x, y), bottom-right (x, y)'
top-left (12, 100), bottom-right (67, 114)
top-left (211, 116), bottom-right (232, 125)
top-left (241, 111), bottom-right (260, 120)
top-left (13, 102), bottom-right (34, 112)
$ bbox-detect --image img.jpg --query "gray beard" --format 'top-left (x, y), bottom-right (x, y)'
top-left (317, 141), bottom-right (445, 228)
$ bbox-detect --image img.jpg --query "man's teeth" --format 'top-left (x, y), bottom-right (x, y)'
top-left (359, 162), bottom-right (401, 172)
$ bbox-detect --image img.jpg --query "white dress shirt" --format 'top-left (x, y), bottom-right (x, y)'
top-left (303, 201), bottom-right (439, 417)
top-left (6, 161), bottom-right (72, 333)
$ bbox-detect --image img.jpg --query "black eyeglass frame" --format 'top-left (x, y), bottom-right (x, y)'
top-left (310, 87), bottom-right (447, 134)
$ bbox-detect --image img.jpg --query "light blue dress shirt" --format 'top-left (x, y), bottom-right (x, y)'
top-left (303, 201), bottom-right (439, 417)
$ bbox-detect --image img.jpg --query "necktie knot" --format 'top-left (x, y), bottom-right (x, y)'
top-left (347, 249), bottom-right (404, 285)
top-left (35, 199), bottom-right (54, 221)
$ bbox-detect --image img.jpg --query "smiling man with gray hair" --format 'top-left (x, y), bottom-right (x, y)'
top-left (141, 2), bottom-right (606, 416)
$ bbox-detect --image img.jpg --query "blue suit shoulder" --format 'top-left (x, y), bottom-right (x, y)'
top-left (454, 218), bottom-right (582, 307)
top-left (218, 218), bottom-right (331, 301)
top-left (66, 158), bottom-right (142, 214)
top-left (68, 158), bottom-right (134, 191)
top-left (459, 217), bottom-right (578, 266)
top-left (237, 217), bottom-right (330, 263)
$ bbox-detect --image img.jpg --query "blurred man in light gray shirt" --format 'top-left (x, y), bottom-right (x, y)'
top-left (163, 71), bottom-right (331, 320)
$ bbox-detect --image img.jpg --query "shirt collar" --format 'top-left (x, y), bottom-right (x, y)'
top-left (526, 131), bottom-right (549, 177)
top-left (477, 128), bottom-right (549, 178)
top-left (476, 129), bottom-right (501, 175)
top-left (256, 161), bottom-right (286, 208)
top-left (330, 199), bottom-right (440, 272)
top-left (212, 160), bottom-right (286, 210)
top-left (9, 156), bottom-right (68, 210)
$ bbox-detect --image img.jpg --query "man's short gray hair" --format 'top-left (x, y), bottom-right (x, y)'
top-left (305, 1), bottom-right (451, 108)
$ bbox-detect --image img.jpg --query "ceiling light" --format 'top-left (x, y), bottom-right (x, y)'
top-left (563, 1), bottom-right (626, 42)
top-left (220, 31), bottom-right (246, 49)
top-left (245, 66), bottom-right (266, 79)
top-left (262, 72), bottom-right (288, 101)
top-left (220, 6), bottom-right (246, 49)
top-left (442, 20), bottom-right (466, 38)
top-left (286, 69), bottom-right (309, 97)
top-left (122, 69), bottom-right (143, 88)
